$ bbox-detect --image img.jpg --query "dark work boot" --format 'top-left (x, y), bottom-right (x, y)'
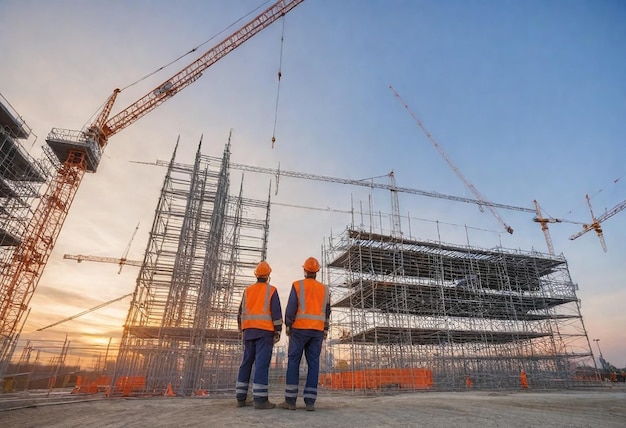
top-left (305, 403), bottom-right (315, 411)
top-left (237, 398), bottom-right (253, 407)
top-left (254, 400), bottom-right (276, 409)
top-left (279, 401), bottom-right (296, 410)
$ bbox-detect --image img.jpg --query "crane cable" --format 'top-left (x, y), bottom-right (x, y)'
top-left (84, 1), bottom-right (273, 130)
top-left (566, 172), bottom-right (625, 216)
top-left (120, 1), bottom-right (271, 92)
top-left (271, 17), bottom-right (287, 148)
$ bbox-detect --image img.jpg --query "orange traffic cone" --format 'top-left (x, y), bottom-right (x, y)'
top-left (164, 382), bottom-right (175, 397)
top-left (520, 369), bottom-right (528, 389)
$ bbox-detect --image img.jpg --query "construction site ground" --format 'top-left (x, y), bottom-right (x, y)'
top-left (0, 385), bottom-right (624, 427)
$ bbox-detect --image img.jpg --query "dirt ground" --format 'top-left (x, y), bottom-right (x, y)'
top-left (0, 386), bottom-right (624, 428)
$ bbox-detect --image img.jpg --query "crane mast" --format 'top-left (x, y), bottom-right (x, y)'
top-left (389, 171), bottom-right (402, 238)
top-left (0, 0), bottom-right (305, 372)
top-left (532, 199), bottom-right (557, 255)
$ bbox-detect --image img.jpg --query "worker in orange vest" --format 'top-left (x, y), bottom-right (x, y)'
top-left (236, 261), bottom-right (283, 409)
top-left (279, 257), bottom-right (331, 412)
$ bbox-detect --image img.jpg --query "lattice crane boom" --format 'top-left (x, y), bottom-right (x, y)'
top-left (135, 157), bottom-right (536, 214)
top-left (388, 85), bottom-right (514, 234)
top-left (98, 0), bottom-right (305, 143)
top-left (36, 293), bottom-right (133, 332)
top-left (0, 0), bottom-right (305, 371)
top-left (63, 254), bottom-right (143, 268)
top-left (569, 195), bottom-right (626, 252)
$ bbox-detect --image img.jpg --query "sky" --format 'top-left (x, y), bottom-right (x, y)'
top-left (1, 0), bottom-right (625, 368)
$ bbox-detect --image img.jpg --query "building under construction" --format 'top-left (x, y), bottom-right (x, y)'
top-left (112, 137), bottom-right (274, 396)
top-left (0, 91), bottom-right (598, 394)
top-left (47, 147), bottom-right (598, 395)
top-left (321, 227), bottom-right (596, 391)
top-left (0, 94), bottom-right (54, 373)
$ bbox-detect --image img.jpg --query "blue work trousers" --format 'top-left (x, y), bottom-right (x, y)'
top-left (236, 333), bottom-right (274, 403)
top-left (284, 328), bottom-right (323, 406)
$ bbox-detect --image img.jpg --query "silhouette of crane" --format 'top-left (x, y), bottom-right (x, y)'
top-left (64, 222), bottom-right (141, 273)
top-left (37, 293), bottom-right (133, 332)
top-left (63, 254), bottom-right (143, 270)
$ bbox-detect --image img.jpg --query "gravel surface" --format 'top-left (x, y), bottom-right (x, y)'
top-left (1, 387), bottom-right (625, 427)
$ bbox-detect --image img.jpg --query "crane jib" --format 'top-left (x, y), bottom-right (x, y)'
top-left (102, 0), bottom-right (306, 139)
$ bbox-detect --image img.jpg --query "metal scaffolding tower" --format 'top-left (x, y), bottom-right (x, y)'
top-left (0, 93), bottom-right (54, 376)
top-left (322, 224), bottom-right (597, 391)
top-left (113, 136), bottom-right (271, 396)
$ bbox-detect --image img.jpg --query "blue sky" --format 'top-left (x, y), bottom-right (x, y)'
top-left (1, 0), bottom-right (625, 367)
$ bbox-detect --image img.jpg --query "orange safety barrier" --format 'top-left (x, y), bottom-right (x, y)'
top-left (72, 375), bottom-right (113, 394)
top-left (71, 375), bottom-right (83, 394)
top-left (114, 376), bottom-right (146, 397)
top-left (321, 368), bottom-right (433, 390)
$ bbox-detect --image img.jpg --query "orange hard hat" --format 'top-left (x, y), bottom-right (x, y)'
top-left (254, 261), bottom-right (272, 277)
top-left (302, 257), bottom-right (320, 273)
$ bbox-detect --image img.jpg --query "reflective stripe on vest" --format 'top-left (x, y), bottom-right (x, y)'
top-left (241, 283), bottom-right (275, 331)
top-left (292, 279), bottom-right (329, 331)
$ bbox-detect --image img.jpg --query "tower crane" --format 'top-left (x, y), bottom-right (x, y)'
top-left (532, 200), bottom-right (586, 255)
top-left (569, 195), bottom-right (626, 252)
top-left (64, 222), bottom-right (142, 273)
top-left (389, 85), bottom-right (515, 235)
top-left (0, 0), bottom-right (305, 370)
top-left (135, 157), bottom-right (537, 214)
top-left (533, 200), bottom-right (558, 255)
top-left (389, 170), bottom-right (402, 238)
top-left (62, 254), bottom-right (143, 270)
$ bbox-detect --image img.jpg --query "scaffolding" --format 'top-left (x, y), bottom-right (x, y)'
top-left (113, 137), bottom-right (273, 396)
top-left (322, 227), bottom-right (598, 391)
top-left (0, 93), bottom-right (54, 376)
top-left (0, 95), bottom-right (48, 254)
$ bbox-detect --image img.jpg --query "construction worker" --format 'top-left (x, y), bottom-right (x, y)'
top-left (279, 257), bottom-right (331, 412)
top-left (236, 261), bottom-right (282, 409)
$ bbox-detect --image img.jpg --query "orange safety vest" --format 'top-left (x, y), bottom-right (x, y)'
top-left (241, 282), bottom-right (277, 332)
top-left (292, 278), bottom-right (329, 331)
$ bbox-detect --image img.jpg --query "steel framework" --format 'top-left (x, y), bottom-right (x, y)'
top-left (112, 137), bottom-right (274, 396)
top-left (0, 94), bottom-right (55, 376)
top-left (0, 0), bottom-right (305, 376)
top-left (322, 226), bottom-right (598, 391)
